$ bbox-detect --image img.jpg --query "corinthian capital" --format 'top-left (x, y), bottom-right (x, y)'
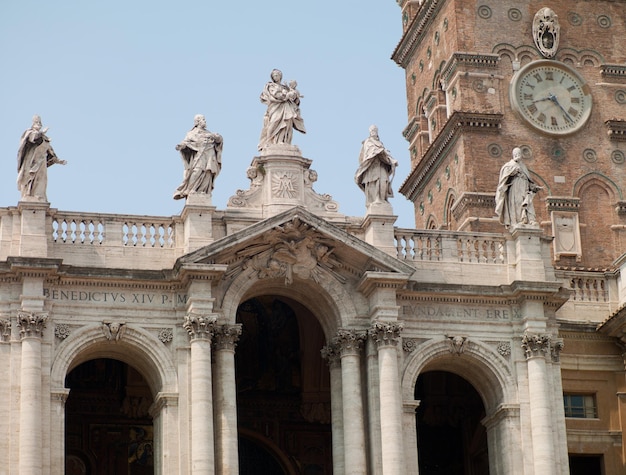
top-left (333, 329), bottom-right (366, 356)
top-left (369, 321), bottom-right (403, 348)
top-left (17, 311), bottom-right (48, 338)
top-left (521, 332), bottom-right (551, 359)
top-left (213, 324), bottom-right (243, 350)
top-left (0, 318), bottom-right (11, 342)
top-left (320, 343), bottom-right (341, 368)
top-left (183, 313), bottom-right (217, 340)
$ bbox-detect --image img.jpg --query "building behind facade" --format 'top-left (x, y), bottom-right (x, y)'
top-left (1, 1), bottom-right (626, 474)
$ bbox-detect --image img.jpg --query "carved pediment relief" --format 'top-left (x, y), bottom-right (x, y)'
top-left (228, 217), bottom-right (344, 285)
top-left (177, 207), bottom-right (415, 289)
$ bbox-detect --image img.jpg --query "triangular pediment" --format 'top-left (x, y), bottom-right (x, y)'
top-left (175, 207), bottom-right (414, 285)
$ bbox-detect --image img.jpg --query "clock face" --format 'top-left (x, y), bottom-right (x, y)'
top-left (510, 60), bottom-right (592, 135)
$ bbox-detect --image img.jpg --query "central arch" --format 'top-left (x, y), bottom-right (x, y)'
top-left (235, 295), bottom-right (332, 474)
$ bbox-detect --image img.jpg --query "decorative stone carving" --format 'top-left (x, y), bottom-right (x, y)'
top-left (320, 343), bottom-right (341, 366)
top-left (446, 335), bottom-right (467, 355)
top-left (369, 321), bottom-right (403, 348)
top-left (497, 341), bottom-right (512, 358)
top-left (17, 115), bottom-right (67, 201)
top-left (402, 338), bottom-right (418, 353)
top-left (102, 322), bottom-right (126, 341)
top-left (532, 7), bottom-right (560, 58)
top-left (552, 211), bottom-right (582, 261)
top-left (0, 318), bottom-right (11, 342)
top-left (17, 311), bottom-right (48, 338)
top-left (521, 332), bottom-right (551, 359)
top-left (54, 323), bottom-right (71, 340)
top-left (333, 329), bottom-right (367, 356)
top-left (182, 313), bottom-right (217, 340)
top-left (272, 171), bottom-right (298, 198)
top-left (158, 328), bottom-right (173, 344)
top-left (258, 69), bottom-right (306, 151)
top-left (300, 401), bottom-right (331, 424)
top-left (213, 324), bottom-right (242, 350)
top-left (235, 217), bottom-right (342, 285)
top-left (173, 114), bottom-right (222, 200)
top-left (551, 339), bottom-right (564, 363)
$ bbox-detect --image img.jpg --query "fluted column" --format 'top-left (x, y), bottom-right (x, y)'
top-left (183, 313), bottom-right (217, 474)
top-left (334, 329), bottom-right (367, 475)
top-left (212, 324), bottom-right (242, 475)
top-left (370, 321), bottom-right (405, 475)
top-left (321, 343), bottom-right (344, 475)
top-left (522, 332), bottom-right (556, 475)
top-left (17, 311), bottom-right (47, 475)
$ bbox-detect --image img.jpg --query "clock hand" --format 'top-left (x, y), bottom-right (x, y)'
top-left (531, 96), bottom-right (552, 104)
top-left (548, 93), bottom-right (574, 123)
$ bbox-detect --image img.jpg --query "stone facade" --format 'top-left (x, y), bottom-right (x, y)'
top-left (0, 1), bottom-right (625, 474)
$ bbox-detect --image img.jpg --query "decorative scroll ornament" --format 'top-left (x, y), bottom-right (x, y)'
top-left (17, 311), bottom-right (48, 338)
top-left (532, 7), bottom-right (560, 58)
top-left (0, 318), bottom-right (11, 342)
top-left (551, 339), bottom-right (564, 362)
top-left (182, 313), bottom-right (217, 340)
top-left (320, 343), bottom-right (341, 366)
top-left (521, 332), bottom-right (551, 359)
top-left (233, 218), bottom-right (342, 285)
top-left (446, 335), bottom-right (467, 355)
top-left (102, 322), bottom-right (126, 341)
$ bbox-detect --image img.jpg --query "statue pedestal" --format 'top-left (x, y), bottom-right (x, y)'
top-left (17, 200), bottom-right (50, 257)
top-left (181, 198), bottom-right (215, 254)
top-left (510, 224), bottom-right (549, 282)
top-left (362, 210), bottom-right (398, 257)
top-left (227, 144), bottom-right (340, 219)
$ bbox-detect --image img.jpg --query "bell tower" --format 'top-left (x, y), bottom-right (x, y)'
top-left (393, 0), bottom-right (626, 270)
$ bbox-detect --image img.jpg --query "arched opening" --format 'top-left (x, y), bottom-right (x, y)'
top-left (235, 295), bottom-right (332, 474)
top-left (416, 371), bottom-right (489, 475)
top-left (65, 358), bottom-right (154, 475)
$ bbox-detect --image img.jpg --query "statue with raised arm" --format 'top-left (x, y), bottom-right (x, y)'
top-left (258, 69), bottom-right (306, 151)
top-left (17, 115), bottom-right (66, 201)
top-left (495, 147), bottom-right (542, 228)
top-left (355, 125), bottom-right (398, 206)
top-left (173, 114), bottom-right (223, 200)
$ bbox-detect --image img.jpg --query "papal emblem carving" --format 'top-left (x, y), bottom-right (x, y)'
top-left (533, 7), bottom-right (560, 58)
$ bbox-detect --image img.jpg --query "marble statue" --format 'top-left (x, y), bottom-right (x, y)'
top-left (258, 69), bottom-right (306, 151)
top-left (495, 147), bottom-right (542, 228)
top-left (173, 114), bottom-right (223, 200)
top-left (355, 125), bottom-right (398, 206)
top-left (17, 115), bottom-right (66, 201)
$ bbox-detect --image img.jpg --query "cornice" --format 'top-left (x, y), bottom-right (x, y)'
top-left (440, 52), bottom-right (500, 86)
top-left (399, 111), bottom-right (503, 201)
top-left (392, 0), bottom-right (445, 68)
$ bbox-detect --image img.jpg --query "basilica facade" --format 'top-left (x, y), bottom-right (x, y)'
top-left (1, 1), bottom-right (626, 474)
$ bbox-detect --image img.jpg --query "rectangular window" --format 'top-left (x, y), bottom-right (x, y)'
top-left (563, 394), bottom-right (597, 418)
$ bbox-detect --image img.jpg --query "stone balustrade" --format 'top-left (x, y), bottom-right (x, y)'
top-left (394, 228), bottom-right (507, 264)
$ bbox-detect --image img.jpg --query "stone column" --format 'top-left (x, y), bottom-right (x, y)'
top-left (321, 343), bottom-right (344, 475)
top-left (50, 389), bottom-right (71, 475)
top-left (370, 321), bottom-right (405, 475)
top-left (17, 311), bottom-right (47, 475)
top-left (403, 401), bottom-right (420, 475)
top-left (334, 329), bottom-right (367, 475)
top-left (150, 392), bottom-right (180, 475)
top-left (183, 313), bottom-right (217, 475)
top-left (522, 332), bottom-right (556, 475)
top-left (212, 324), bottom-right (242, 475)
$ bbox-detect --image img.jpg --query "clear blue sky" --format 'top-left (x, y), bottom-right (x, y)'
top-left (0, 0), bottom-right (416, 228)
